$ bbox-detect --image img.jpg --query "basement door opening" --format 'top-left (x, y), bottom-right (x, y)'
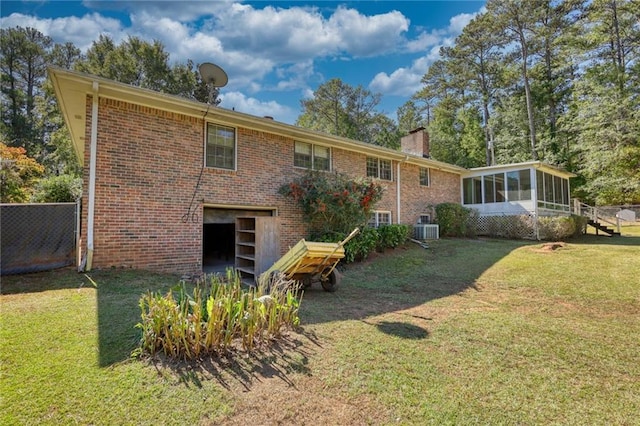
top-left (202, 207), bottom-right (275, 274)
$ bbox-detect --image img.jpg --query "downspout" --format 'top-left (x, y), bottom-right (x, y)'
top-left (533, 168), bottom-right (540, 240)
top-left (396, 156), bottom-right (408, 224)
top-left (86, 81), bottom-right (99, 271)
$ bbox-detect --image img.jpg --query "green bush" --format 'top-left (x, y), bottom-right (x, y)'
top-left (538, 215), bottom-right (588, 240)
top-left (318, 227), bottom-right (380, 263)
top-left (377, 224), bottom-right (411, 249)
top-left (435, 202), bottom-right (475, 237)
top-left (135, 270), bottom-right (301, 360)
top-left (32, 174), bottom-right (82, 202)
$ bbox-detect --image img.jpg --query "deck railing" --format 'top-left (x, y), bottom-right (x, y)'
top-left (573, 199), bottom-right (620, 233)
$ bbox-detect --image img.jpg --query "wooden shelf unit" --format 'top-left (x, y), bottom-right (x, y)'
top-left (235, 216), bottom-right (279, 284)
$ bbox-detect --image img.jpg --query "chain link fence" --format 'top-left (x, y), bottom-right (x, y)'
top-left (596, 205), bottom-right (640, 223)
top-left (1, 202), bottom-right (78, 275)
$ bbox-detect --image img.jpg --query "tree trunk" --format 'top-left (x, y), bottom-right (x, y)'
top-left (520, 35), bottom-right (538, 160)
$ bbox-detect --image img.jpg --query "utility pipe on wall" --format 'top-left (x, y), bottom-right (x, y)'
top-left (86, 81), bottom-right (99, 271)
top-left (396, 156), bottom-right (409, 224)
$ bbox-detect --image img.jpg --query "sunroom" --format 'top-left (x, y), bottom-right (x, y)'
top-left (460, 161), bottom-right (577, 239)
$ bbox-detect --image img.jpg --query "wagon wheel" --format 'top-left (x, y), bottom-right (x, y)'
top-left (320, 269), bottom-right (341, 292)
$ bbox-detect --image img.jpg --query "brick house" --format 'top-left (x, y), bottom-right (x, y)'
top-left (50, 68), bottom-right (465, 276)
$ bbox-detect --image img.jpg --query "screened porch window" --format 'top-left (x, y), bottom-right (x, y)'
top-left (506, 170), bottom-right (531, 201)
top-left (536, 170), bottom-right (570, 210)
top-left (483, 173), bottom-right (505, 204)
top-left (463, 177), bottom-right (482, 204)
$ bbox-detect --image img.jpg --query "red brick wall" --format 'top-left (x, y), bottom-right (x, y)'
top-left (399, 164), bottom-right (460, 224)
top-left (81, 97), bottom-right (459, 274)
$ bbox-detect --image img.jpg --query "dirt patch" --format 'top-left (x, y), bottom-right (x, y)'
top-left (215, 374), bottom-right (389, 425)
top-left (533, 242), bottom-right (567, 253)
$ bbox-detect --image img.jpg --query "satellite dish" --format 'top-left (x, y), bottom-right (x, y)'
top-left (198, 62), bottom-right (228, 87)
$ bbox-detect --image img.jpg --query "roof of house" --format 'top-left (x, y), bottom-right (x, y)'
top-left (464, 161), bottom-right (577, 179)
top-left (48, 67), bottom-right (466, 174)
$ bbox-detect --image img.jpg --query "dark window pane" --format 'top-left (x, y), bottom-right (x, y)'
top-left (545, 173), bottom-right (554, 204)
top-left (507, 171), bottom-right (520, 201)
top-left (313, 145), bottom-right (330, 171)
top-left (366, 157), bottom-right (378, 178)
top-left (484, 175), bottom-right (495, 203)
top-left (495, 173), bottom-right (505, 202)
top-left (463, 178), bottom-right (473, 204)
top-left (536, 170), bottom-right (544, 203)
top-left (420, 168), bottom-right (430, 186)
top-left (380, 159), bottom-right (392, 180)
top-left (206, 124), bottom-right (235, 169)
top-left (294, 142), bottom-right (312, 168)
top-left (519, 169), bottom-right (531, 200)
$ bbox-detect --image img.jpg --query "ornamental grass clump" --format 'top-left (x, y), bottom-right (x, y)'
top-left (135, 270), bottom-right (302, 360)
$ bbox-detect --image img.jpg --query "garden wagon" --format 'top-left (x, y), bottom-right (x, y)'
top-left (259, 228), bottom-right (360, 292)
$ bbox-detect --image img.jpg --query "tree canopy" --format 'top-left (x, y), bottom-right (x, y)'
top-left (0, 26), bottom-right (222, 202)
top-left (296, 78), bottom-right (402, 149)
top-left (411, 0), bottom-right (639, 204)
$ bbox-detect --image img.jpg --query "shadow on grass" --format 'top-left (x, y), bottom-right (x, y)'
top-left (155, 331), bottom-right (316, 391)
top-left (299, 238), bottom-right (535, 325)
top-left (373, 321), bottom-right (429, 339)
top-left (1, 266), bottom-right (90, 294)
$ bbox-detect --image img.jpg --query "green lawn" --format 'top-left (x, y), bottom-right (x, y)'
top-left (2, 232), bottom-right (639, 425)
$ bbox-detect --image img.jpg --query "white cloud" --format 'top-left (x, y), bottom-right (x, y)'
top-left (448, 12), bottom-right (477, 34)
top-left (369, 45), bottom-right (442, 97)
top-left (406, 31), bottom-right (444, 53)
top-left (82, 0), bottom-right (233, 22)
top-left (219, 92), bottom-right (295, 123)
top-left (369, 8), bottom-right (482, 97)
top-left (327, 7), bottom-right (409, 57)
top-left (0, 12), bottom-right (125, 51)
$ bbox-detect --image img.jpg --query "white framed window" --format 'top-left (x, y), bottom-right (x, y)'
top-left (368, 211), bottom-right (392, 228)
top-left (366, 157), bottom-right (392, 180)
top-left (206, 123), bottom-right (236, 170)
top-left (418, 214), bottom-right (431, 224)
top-left (506, 169), bottom-right (532, 201)
top-left (420, 167), bottom-right (430, 186)
top-left (463, 176), bottom-right (482, 204)
top-left (294, 141), bottom-right (331, 171)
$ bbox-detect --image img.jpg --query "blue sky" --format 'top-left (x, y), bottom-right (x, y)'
top-left (2, 1), bottom-right (486, 124)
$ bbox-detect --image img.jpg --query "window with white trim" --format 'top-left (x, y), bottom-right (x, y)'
top-left (418, 214), bottom-right (431, 224)
top-left (536, 170), bottom-right (570, 210)
top-left (368, 211), bottom-right (392, 228)
top-left (366, 157), bottom-right (392, 180)
top-left (420, 167), bottom-right (430, 186)
top-left (294, 141), bottom-right (331, 171)
top-left (506, 170), bottom-right (531, 201)
top-left (206, 123), bottom-right (235, 170)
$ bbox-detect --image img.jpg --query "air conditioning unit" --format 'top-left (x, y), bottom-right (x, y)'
top-left (414, 224), bottom-right (439, 240)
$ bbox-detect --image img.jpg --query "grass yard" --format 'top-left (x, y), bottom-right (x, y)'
top-left (1, 231), bottom-right (639, 425)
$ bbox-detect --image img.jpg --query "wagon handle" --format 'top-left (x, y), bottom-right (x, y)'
top-left (313, 227), bottom-right (360, 277)
top-left (339, 227), bottom-right (361, 248)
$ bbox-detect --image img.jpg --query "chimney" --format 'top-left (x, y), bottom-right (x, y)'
top-left (400, 127), bottom-right (430, 158)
